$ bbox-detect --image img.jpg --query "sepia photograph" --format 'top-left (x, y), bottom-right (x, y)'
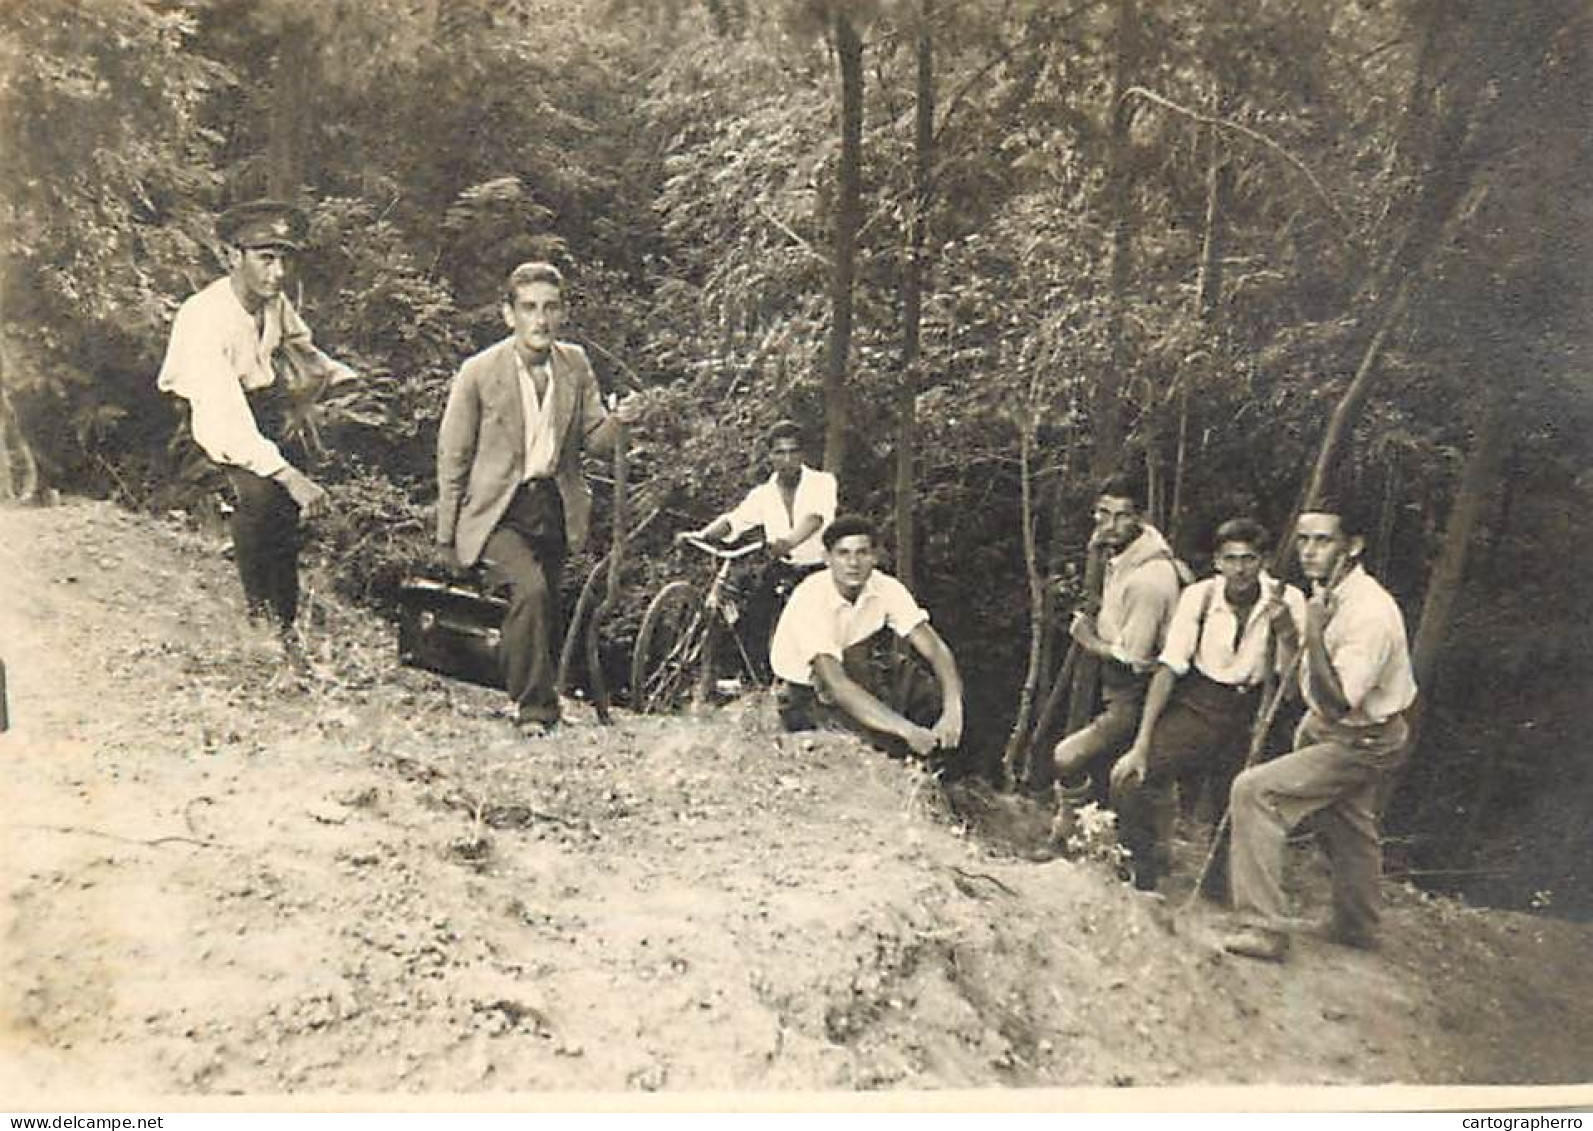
top-left (0, 0), bottom-right (1590, 1113)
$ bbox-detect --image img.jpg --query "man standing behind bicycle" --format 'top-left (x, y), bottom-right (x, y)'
top-left (675, 419), bottom-right (837, 681)
top-left (770, 515), bottom-right (964, 762)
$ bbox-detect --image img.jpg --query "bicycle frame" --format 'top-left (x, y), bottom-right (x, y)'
top-left (632, 537), bottom-right (765, 712)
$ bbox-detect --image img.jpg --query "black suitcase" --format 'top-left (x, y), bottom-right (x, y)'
top-left (397, 576), bottom-right (509, 689)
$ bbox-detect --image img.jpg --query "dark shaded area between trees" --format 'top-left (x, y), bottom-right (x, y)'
top-left (2, 0), bottom-right (1590, 916)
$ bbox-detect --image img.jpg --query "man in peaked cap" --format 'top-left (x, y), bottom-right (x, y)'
top-left (158, 198), bottom-right (357, 666)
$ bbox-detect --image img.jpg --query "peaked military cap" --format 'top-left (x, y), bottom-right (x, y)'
top-left (217, 199), bottom-right (309, 251)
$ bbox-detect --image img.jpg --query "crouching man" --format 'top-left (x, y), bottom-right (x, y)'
top-left (1221, 501), bottom-right (1417, 961)
top-left (770, 514), bottom-right (963, 761)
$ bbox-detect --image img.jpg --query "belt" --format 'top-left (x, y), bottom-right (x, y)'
top-left (1190, 669), bottom-right (1263, 696)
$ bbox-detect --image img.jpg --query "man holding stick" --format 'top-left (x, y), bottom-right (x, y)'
top-left (1108, 517), bottom-right (1304, 893)
top-left (434, 262), bottom-right (645, 736)
top-left (1221, 501), bottom-right (1417, 961)
top-left (1050, 474), bottom-right (1185, 800)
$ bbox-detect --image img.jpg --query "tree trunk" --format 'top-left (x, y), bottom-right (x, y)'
top-left (1375, 451), bottom-right (1400, 578)
top-left (0, 383), bottom-right (38, 502)
top-left (823, 11), bottom-right (864, 480)
top-left (1003, 420), bottom-right (1047, 789)
top-left (1405, 386), bottom-right (1510, 744)
top-left (1090, 0), bottom-right (1140, 478)
top-left (1269, 277), bottom-right (1414, 572)
top-left (267, 17), bottom-right (317, 198)
top-left (894, 0), bottom-right (934, 592)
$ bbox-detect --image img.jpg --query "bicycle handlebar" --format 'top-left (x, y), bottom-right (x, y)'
top-left (681, 535), bottom-right (765, 561)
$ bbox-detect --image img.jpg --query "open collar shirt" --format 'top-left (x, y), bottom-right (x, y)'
top-left (720, 464), bottom-right (838, 566)
top-left (1303, 564), bottom-right (1418, 726)
top-left (1096, 525), bottom-right (1184, 671)
top-left (156, 277), bottom-right (353, 478)
top-left (1159, 573), bottom-right (1307, 686)
top-left (770, 567), bottom-right (928, 685)
top-left (513, 350), bottom-right (561, 481)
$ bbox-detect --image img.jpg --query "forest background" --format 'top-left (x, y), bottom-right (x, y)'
top-left (1, 0), bottom-right (1590, 916)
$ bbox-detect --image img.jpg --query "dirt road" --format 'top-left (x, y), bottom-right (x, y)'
top-left (2, 500), bottom-right (1590, 1100)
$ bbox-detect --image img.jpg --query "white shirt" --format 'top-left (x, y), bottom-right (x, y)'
top-left (1159, 574), bottom-right (1307, 686)
top-left (1097, 525), bottom-right (1184, 669)
top-left (720, 465), bottom-right (838, 566)
top-left (1303, 565), bottom-right (1418, 726)
top-left (514, 352), bottom-right (559, 481)
top-left (771, 568), bottom-right (928, 685)
top-left (157, 277), bottom-right (353, 477)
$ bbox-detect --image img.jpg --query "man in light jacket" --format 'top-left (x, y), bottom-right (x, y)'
top-left (435, 262), bottom-right (643, 735)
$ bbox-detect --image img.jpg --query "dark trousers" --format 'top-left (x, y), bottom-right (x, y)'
top-left (226, 467), bottom-right (301, 630)
top-left (1111, 670), bottom-right (1260, 891)
top-left (742, 559), bottom-right (823, 682)
top-left (1053, 661), bottom-right (1150, 801)
top-left (776, 636), bottom-right (946, 761)
top-left (482, 480), bottom-right (566, 724)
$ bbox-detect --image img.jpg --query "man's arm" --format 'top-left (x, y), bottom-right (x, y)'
top-left (679, 517), bottom-right (734, 545)
top-left (1268, 582), bottom-right (1304, 684)
top-left (568, 347), bottom-right (633, 457)
top-left (278, 297), bottom-right (358, 394)
top-left (1301, 587), bottom-right (1352, 719)
top-left (772, 512), bottom-right (823, 559)
top-left (435, 366), bottom-right (481, 552)
top-left (777, 471), bottom-right (837, 557)
top-left (1106, 568), bottom-right (1180, 669)
top-left (811, 654), bottom-right (937, 757)
top-left (906, 621), bottom-right (964, 749)
top-left (1112, 664), bottom-right (1178, 790)
top-left (161, 301), bottom-right (290, 479)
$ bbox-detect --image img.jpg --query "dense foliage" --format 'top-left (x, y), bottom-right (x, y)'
top-left (2, 0), bottom-right (1589, 911)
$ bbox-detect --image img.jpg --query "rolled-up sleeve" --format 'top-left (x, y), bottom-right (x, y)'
top-left (722, 484), bottom-right (767, 538)
top-left (882, 577), bottom-right (930, 638)
top-left (1156, 582), bottom-right (1208, 676)
top-left (158, 302), bottom-right (287, 478)
top-left (1330, 606), bottom-right (1395, 711)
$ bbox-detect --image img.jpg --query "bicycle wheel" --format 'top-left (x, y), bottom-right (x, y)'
top-left (631, 580), bottom-right (702, 713)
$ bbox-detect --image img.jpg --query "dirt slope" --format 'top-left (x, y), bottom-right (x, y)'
top-left (1, 499), bottom-right (1590, 1099)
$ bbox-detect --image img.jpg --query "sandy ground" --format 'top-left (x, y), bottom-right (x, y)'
top-left (1, 499), bottom-right (1591, 1103)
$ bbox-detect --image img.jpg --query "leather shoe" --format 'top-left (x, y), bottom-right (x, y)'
top-left (1221, 925), bottom-right (1290, 962)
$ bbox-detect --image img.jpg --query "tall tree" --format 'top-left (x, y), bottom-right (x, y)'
top-left (893, 0), bottom-right (935, 590)
top-left (824, 7), bottom-right (865, 479)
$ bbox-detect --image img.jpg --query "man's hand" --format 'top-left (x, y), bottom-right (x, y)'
top-left (612, 390), bottom-right (653, 427)
top-left (276, 466), bottom-right (328, 519)
top-left (431, 541), bottom-right (462, 578)
top-left (1110, 743), bottom-right (1150, 793)
top-left (1069, 610), bottom-right (1100, 647)
top-left (931, 706), bottom-right (963, 751)
top-left (900, 722), bottom-right (939, 759)
top-left (766, 536), bottom-right (792, 561)
top-left (673, 528), bottom-right (703, 548)
top-left (1262, 581), bottom-right (1298, 641)
top-left (1306, 583), bottom-right (1334, 635)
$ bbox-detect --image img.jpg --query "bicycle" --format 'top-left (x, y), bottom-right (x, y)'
top-left (630, 535), bottom-right (765, 714)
